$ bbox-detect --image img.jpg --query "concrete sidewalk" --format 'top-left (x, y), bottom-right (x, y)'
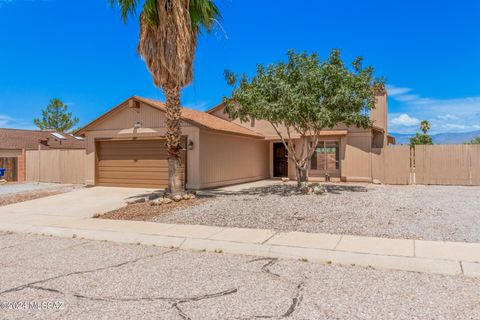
top-left (1, 208), bottom-right (479, 277)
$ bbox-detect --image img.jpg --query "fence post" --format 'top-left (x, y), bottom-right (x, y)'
top-left (469, 145), bottom-right (472, 186)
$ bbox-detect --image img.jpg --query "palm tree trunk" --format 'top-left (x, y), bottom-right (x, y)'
top-left (164, 84), bottom-right (184, 195)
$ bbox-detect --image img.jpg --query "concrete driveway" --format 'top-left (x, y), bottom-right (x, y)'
top-left (0, 186), bottom-right (156, 218)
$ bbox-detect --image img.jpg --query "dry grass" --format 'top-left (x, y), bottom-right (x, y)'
top-left (0, 189), bottom-right (66, 206)
top-left (97, 198), bottom-right (207, 221)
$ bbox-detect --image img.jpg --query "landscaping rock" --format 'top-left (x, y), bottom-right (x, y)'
top-left (173, 195), bottom-right (183, 202)
top-left (372, 179), bottom-right (382, 185)
top-left (163, 198), bottom-right (173, 204)
top-left (188, 193), bottom-right (196, 199)
top-left (300, 185), bottom-right (313, 194)
top-left (313, 185), bottom-right (326, 195)
top-left (182, 194), bottom-right (190, 200)
top-left (126, 197), bottom-right (146, 205)
top-left (149, 198), bottom-right (163, 206)
top-left (281, 177), bottom-right (290, 183)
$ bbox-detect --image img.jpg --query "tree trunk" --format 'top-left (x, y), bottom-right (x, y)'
top-left (164, 84), bottom-right (184, 195)
top-left (295, 165), bottom-right (308, 188)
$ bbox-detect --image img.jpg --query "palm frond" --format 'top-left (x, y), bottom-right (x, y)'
top-left (189, 0), bottom-right (221, 33)
top-left (108, 0), bottom-right (140, 23)
top-left (142, 0), bottom-right (159, 27)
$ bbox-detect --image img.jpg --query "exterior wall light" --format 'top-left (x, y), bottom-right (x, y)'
top-left (134, 122), bottom-right (142, 129)
top-left (188, 140), bottom-right (194, 150)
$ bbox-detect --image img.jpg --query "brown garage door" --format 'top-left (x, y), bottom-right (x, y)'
top-left (96, 139), bottom-right (183, 188)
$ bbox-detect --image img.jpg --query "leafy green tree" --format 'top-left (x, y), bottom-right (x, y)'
top-left (465, 136), bottom-right (480, 144)
top-left (109, 0), bottom-right (221, 195)
top-left (33, 98), bottom-right (79, 132)
top-left (410, 120), bottom-right (433, 147)
top-left (224, 49), bottom-right (383, 187)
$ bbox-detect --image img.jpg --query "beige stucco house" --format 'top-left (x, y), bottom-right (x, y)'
top-left (76, 92), bottom-right (394, 189)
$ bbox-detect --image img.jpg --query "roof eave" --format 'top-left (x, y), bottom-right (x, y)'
top-left (75, 96), bottom-right (136, 136)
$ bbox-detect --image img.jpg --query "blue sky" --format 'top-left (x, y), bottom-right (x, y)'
top-left (0, 0), bottom-right (479, 134)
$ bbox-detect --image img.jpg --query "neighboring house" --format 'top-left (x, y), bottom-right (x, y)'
top-left (76, 91), bottom-right (394, 189)
top-left (0, 128), bottom-right (85, 182)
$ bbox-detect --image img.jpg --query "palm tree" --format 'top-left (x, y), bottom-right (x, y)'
top-left (109, 0), bottom-right (221, 194)
top-left (420, 120), bottom-right (430, 134)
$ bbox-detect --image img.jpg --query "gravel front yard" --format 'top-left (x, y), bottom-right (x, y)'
top-left (148, 183), bottom-right (480, 243)
top-left (1, 232), bottom-right (479, 319)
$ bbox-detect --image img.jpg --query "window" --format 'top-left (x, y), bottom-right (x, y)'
top-left (310, 141), bottom-right (340, 171)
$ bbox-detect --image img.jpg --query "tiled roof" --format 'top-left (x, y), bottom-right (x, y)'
top-left (135, 97), bottom-right (263, 138)
top-left (76, 96), bottom-right (264, 138)
top-left (0, 128), bottom-right (85, 150)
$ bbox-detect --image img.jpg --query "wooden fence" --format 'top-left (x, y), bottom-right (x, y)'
top-left (372, 146), bottom-right (412, 185)
top-left (415, 145), bottom-right (480, 186)
top-left (26, 149), bottom-right (86, 184)
top-left (370, 144), bottom-right (480, 186)
top-left (0, 157), bottom-right (18, 182)
top-left (22, 145), bottom-right (480, 186)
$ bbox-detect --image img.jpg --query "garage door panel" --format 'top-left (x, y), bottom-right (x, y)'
top-left (96, 181), bottom-right (170, 189)
top-left (98, 169), bottom-right (184, 179)
top-left (97, 171), bottom-right (171, 180)
top-left (99, 141), bottom-right (166, 149)
top-left (98, 168), bottom-right (183, 175)
top-left (97, 160), bottom-right (169, 167)
top-left (98, 166), bottom-right (169, 173)
top-left (96, 177), bottom-right (169, 184)
top-left (98, 152), bottom-right (169, 160)
top-left (96, 139), bottom-right (185, 188)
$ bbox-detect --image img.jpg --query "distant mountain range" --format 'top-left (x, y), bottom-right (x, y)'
top-left (391, 130), bottom-right (480, 145)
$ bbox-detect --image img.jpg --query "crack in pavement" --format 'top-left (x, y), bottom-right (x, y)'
top-left (73, 288), bottom-right (238, 303)
top-left (73, 287), bottom-right (238, 320)
top-left (173, 303), bottom-right (191, 320)
top-left (247, 257), bottom-right (280, 277)
top-left (28, 285), bottom-right (63, 294)
top-left (282, 282), bottom-right (305, 318)
top-left (245, 281), bottom-right (305, 319)
top-left (0, 249), bottom-right (176, 296)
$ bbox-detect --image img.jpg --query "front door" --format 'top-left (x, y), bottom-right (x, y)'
top-left (273, 143), bottom-right (288, 177)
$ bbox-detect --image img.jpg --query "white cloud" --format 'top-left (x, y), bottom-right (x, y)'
top-left (390, 113), bottom-right (420, 127)
top-left (386, 85), bottom-right (412, 96)
top-left (437, 114), bottom-right (458, 121)
top-left (0, 114), bottom-right (36, 129)
top-left (387, 84), bottom-right (480, 134)
top-left (444, 124), bottom-right (467, 130)
top-left (394, 94), bottom-right (421, 102)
